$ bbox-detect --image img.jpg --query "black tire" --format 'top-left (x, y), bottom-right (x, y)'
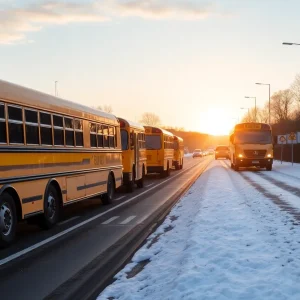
top-left (40, 185), bottom-right (61, 229)
top-left (234, 164), bottom-right (239, 171)
top-left (102, 173), bottom-right (115, 205)
top-left (165, 163), bottom-right (171, 177)
top-left (230, 163), bottom-right (234, 169)
top-left (266, 164), bottom-right (272, 171)
top-left (175, 162), bottom-right (180, 170)
top-left (137, 166), bottom-right (145, 188)
top-left (0, 193), bottom-right (17, 248)
top-left (180, 159), bottom-right (183, 170)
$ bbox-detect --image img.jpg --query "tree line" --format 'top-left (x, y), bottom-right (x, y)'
top-left (241, 74), bottom-right (300, 135)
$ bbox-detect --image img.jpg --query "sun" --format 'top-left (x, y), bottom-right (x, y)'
top-left (197, 108), bottom-right (234, 136)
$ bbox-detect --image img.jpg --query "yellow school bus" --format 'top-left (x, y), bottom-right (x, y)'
top-left (118, 117), bottom-right (147, 192)
top-left (173, 135), bottom-right (184, 170)
top-left (229, 122), bottom-right (273, 171)
top-left (0, 80), bottom-right (122, 247)
top-left (144, 126), bottom-right (174, 177)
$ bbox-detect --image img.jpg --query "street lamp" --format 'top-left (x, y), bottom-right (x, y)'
top-left (245, 96), bottom-right (256, 122)
top-left (55, 81), bottom-right (58, 97)
top-left (255, 83), bottom-right (270, 124)
top-left (240, 107), bottom-right (250, 115)
top-left (282, 42), bottom-right (300, 46)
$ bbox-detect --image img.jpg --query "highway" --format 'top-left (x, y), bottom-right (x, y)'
top-left (0, 155), bottom-right (211, 300)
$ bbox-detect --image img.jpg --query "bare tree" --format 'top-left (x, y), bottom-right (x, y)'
top-left (291, 73), bottom-right (300, 104)
top-left (271, 89), bottom-right (294, 123)
top-left (139, 112), bottom-right (161, 126)
top-left (94, 105), bottom-right (113, 113)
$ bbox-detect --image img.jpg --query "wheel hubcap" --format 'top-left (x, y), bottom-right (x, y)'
top-left (47, 194), bottom-right (56, 220)
top-left (0, 202), bottom-right (13, 236)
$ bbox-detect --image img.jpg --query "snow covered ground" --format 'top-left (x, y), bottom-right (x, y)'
top-left (98, 160), bottom-right (300, 300)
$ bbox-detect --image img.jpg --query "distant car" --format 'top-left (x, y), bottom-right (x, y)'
top-left (193, 149), bottom-right (203, 158)
top-left (215, 146), bottom-right (230, 160)
top-left (208, 149), bottom-right (214, 155)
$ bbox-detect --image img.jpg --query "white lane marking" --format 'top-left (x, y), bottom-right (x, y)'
top-left (0, 159), bottom-right (208, 267)
top-left (115, 196), bottom-right (126, 201)
top-left (120, 216), bottom-right (136, 225)
top-left (102, 216), bottom-right (120, 225)
top-left (58, 216), bottom-right (80, 226)
top-left (146, 183), bottom-right (155, 188)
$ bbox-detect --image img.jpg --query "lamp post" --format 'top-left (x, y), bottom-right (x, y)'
top-left (255, 83), bottom-right (270, 123)
top-left (241, 107), bottom-right (250, 115)
top-left (55, 81), bottom-right (58, 97)
top-left (282, 42), bottom-right (300, 46)
top-left (245, 96), bottom-right (256, 122)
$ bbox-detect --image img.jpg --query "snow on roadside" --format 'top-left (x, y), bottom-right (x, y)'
top-left (273, 160), bottom-right (300, 179)
top-left (184, 153), bottom-right (193, 157)
top-left (98, 160), bottom-right (300, 300)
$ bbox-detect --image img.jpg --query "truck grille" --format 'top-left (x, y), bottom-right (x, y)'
top-left (244, 150), bottom-right (266, 159)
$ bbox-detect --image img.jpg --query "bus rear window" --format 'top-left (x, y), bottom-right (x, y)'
top-left (145, 135), bottom-right (161, 150)
top-left (121, 129), bottom-right (128, 150)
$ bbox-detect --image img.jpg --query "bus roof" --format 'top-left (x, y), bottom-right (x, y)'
top-left (234, 122), bottom-right (271, 131)
top-left (0, 79), bottom-right (118, 125)
top-left (174, 135), bottom-right (183, 142)
top-left (118, 117), bottom-right (145, 131)
top-left (144, 126), bottom-right (174, 137)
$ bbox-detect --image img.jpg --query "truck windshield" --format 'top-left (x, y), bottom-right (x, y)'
top-left (235, 131), bottom-right (272, 144)
top-left (145, 135), bottom-right (161, 150)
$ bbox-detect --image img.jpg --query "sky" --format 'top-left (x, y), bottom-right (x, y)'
top-left (1, 0), bottom-right (300, 135)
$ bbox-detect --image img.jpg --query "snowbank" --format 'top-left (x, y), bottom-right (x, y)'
top-left (99, 160), bottom-right (300, 300)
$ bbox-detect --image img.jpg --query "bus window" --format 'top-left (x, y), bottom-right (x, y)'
top-left (8, 105), bottom-right (24, 144)
top-left (103, 125), bottom-right (109, 147)
top-left (235, 131), bottom-right (272, 144)
top-left (146, 135), bottom-right (161, 150)
top-left (0, 103), bottom-right (6, 143)
top-left (25, 109), bottom-right (39, 145)
top-left (121, 129), bottom-right (128, 150)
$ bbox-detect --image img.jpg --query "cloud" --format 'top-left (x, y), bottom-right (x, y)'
top-left (0, 1), bottom-right (222, 45)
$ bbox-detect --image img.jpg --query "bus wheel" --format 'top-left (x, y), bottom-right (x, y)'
top-left (137, 166), bottom-right (145, 188)
top-left (102, 173), bottom-right (115, 205)
top-left (165, 163), bottom-right (171, 177)
top-left (180, 159), bottom-right (183, 169)
top-left (0, 193), bottom-right (17, 248)
top-left (126, 180), bottom-right (134, 193)
top-left (40, 185), bottom-right (61, 229)
top-left (175, 162), bottom-right (180, 170)
top-left (266, 164), bottom-right (272, 171)
top-left (234, 164), bottom-right (239, 171)
top-left (230, 163), bottom-right (234, 169)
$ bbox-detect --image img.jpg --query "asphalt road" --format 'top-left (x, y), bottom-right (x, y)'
top-left (0, 155), bottom-right (211, 300)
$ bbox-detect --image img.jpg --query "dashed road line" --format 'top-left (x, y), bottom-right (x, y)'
top-left (58, 216), bottom-right (80, 226)
top-left (102, 216), bottom-right (120, 225)
top-left (120, 216), bottom-right (136, 225)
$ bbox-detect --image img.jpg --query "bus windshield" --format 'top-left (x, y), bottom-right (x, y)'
top-left (121, 129), bottom-right (128, 150)
top-left (145, 135), bottom-right (161, 150)
top-left (235, 131), bottom-right (272, 144)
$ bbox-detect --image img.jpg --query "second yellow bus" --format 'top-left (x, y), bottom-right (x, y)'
top-left (119, 117), bottom-right (147, 192)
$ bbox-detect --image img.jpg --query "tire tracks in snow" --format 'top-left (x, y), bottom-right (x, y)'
top-left (220, 160), bottom-right (300, 224)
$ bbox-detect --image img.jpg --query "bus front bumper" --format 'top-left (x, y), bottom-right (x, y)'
top-left (236, 158), bottom-right (273, 167)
